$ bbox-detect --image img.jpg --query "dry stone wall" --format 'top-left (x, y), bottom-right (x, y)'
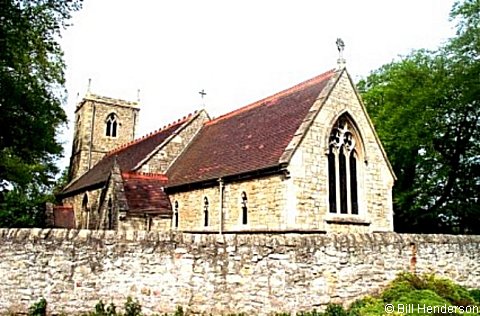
top-left (0, 229), bottom-right (479, 315)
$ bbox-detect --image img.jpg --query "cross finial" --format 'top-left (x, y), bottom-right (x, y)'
top-left (199, 89), bottom-right (207, 108)
top-left (336, 38), bottom-right (346, 69)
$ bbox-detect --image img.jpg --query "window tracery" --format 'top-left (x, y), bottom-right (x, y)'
top-left (106, 113), bottom-right (118, 137)
top-left (328, 115), bottom-right (360, 215)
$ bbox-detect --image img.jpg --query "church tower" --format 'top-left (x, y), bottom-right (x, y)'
top-left (69, 92), bottom-right (140, 181)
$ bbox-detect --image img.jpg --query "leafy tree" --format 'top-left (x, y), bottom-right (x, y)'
top-left (358, 0), bottom-right (480, 233)
top-left (0, 0), bottom-right (82, 226)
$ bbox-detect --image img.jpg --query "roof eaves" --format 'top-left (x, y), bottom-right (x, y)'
top-left (166, 163), bottom-right (285, 191)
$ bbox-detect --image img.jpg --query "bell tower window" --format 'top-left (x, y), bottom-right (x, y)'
top-left (106, 113), bottom-right (118, 137)
top-left (328, 114), bottom-right (361, 215)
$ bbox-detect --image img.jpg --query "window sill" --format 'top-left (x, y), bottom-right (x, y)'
top-left (325, 216), bottom-right (371, 226)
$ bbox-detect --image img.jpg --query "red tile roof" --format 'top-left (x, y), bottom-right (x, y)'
top-left (122, 172), bottom-right (171, 216)
top-left (166, 69), bottom-right (336, 187)
top-left (61, 113), bottom-right (195, 196)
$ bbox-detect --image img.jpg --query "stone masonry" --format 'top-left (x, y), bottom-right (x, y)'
top-left (0, 229), bottom-right (479, 315)
top-left (70, 94), bottom-right (140, 182)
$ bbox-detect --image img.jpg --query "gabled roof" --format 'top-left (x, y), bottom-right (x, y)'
top-left (61, 112), bottom-right (198, 196)
top-left (166, 69), bottom-right (337, 187)
top-left (122, 172), bottom-right (171, 216)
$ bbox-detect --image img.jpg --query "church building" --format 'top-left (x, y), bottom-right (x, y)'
top-left (56, 61), bottom-right (395, 233)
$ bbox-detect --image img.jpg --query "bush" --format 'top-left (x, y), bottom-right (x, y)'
top-left (28, 298), bottom-right (47, 316)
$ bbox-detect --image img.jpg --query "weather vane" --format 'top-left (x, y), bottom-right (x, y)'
top-left (336, 38), bottom-right (346, 69)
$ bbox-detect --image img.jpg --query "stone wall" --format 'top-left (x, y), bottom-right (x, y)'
top-left (70, 94), bottom-right (139, 181)
top-left (169, 174), bottom-right (289, 232)
top-left (1, 229), bottom-right (479, 315)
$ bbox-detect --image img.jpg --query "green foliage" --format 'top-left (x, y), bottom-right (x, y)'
top-left (28, 297), bottom-right (47, 316)
top-left (0, 0), bottom-right (82, 226)
top-left (0, 182), bottom-right (54, 227)
top-left (124, 297), bottom-right (142, 316)
top-left (470, 289), bottom-right (480, 304)
top-left (173, 306), bottom-right (184, 316)
top-left (358, 0), bottom-right (480, 233)
top-left (348, 273), bottom-right (480, 315)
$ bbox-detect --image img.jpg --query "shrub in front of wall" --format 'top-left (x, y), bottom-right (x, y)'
top-left (28, 298), bottom-right (47, 316)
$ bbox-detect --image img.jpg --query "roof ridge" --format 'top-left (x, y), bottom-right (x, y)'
top-left (206, 69), bottom-right (336, 126)
top-left (121, 171), bottom-right (168, 181)
top-left (106, 111), bottom-right (198, 157)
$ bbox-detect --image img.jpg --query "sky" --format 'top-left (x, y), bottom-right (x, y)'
top-left (58, 0), bottom-right (457, 169)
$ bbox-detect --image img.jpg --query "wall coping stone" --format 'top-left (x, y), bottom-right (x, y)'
top-left (1, 228), bottom-right (479, 250)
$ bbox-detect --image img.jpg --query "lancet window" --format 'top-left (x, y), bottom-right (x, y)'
top-left (328, 114), bottom-right (360, 215)
top-left (174, 201), bottom-right (179, 228)
top-left (203, 197), bottom-right (209, 227)
top-left (241, 191), bottom-right (248, 225)
top-left (107, 198), bottom-right (113, 229)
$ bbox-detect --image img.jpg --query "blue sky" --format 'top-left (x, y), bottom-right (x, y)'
top-left (58, 0), bottom-right (456, 169)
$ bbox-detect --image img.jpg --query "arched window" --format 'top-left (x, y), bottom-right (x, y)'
top-left (328, 114), bottom-right (360, 215)
top-left (107, 198), bottom-right (113, 229)
top-left (82, 193), bottom-right (89, 228)
top-left (241, 191), bottom-right (248, 225)
top-left (82, 194), bottom-right (89, 212)
top-left (203, 197), bottom-right (209, 227)
top-left (174, 201), bottom-right (179, 228)
top-left (106, 113), bottom-right (118, 137)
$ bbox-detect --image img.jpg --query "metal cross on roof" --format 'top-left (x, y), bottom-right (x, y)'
top-left (199, 89), bottom-right (207, 99)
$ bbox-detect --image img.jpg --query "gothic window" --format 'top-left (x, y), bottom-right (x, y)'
top-left (145, 216), bottom-right (152, 231)
top-left (106, 113), bottom-right (118, 137)
top-left (174, 201), bottom-right (179, 228)
top-left (203, 197), bottom-right (209, 227)
top-left (82, 193), bottom-right (89, 228)
top-left (241, 191), bottom-right (248, 225)
top-left (107, 198), bottom-right (113, 230)
top-left (328, 114), bottom-right (360, 215)
top-left (82, 194), bottom-right (89, 212)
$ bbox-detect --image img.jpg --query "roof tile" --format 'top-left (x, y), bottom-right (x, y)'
top-left (167, 69), bottom-right (336, 187)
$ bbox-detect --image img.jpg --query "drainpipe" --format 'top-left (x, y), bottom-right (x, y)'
top-left (88, 103), bottom-right (96, 170)
top-left (218, 178), bottom-right (224, 235)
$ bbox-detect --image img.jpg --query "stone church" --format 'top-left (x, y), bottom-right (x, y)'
top-left (56, 63), bottom-right (395, 233)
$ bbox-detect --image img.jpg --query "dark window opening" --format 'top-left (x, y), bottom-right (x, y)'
top-left (350, 153), bottom-right (358, 214)
top-left (106, 114), bottom-right (118, 137)
top-left (241, 191), bottom-right (248, 225)
top-left (203, 197), bottom-right (209, 227)
top-left (174, 201), bottom-right (179, 228)
top-left (328, 149), bottom-right (336, 213)
top-left (107, 198), bottom-right (113, 230)
top-left (339, 148), bottom-right (348, 214)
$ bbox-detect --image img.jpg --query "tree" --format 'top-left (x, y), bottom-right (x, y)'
top-left (358, 0), bottom-right (480, 234)
top-left (0, 0), bottom-right (82, 226)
